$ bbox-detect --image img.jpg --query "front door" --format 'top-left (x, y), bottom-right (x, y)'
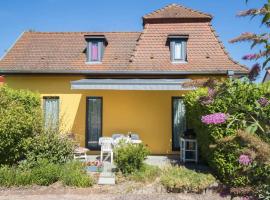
top-left (86, 97), bottom-right (102, 150)
top-left (172, 97), bottom-right (186, 151)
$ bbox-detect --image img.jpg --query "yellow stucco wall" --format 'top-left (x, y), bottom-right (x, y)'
top-left (5, 75), bottom-right (224, 154)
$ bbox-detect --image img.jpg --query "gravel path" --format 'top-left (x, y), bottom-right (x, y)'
top-left (0, 181), bottom-right (236, 200)
top-left (0, 194), bottom-right (234, 200)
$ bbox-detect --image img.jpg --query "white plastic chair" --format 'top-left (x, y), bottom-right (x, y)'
top-left (99, 137), bottom-right (114, 164)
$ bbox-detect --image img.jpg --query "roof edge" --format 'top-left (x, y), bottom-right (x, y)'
top-left (0, 69), bottom-right (249, 75)
top-left (0, 31), bottom-right (26, 61)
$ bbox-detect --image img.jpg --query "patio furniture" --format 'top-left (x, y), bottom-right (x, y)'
top-left (180, 129), bottom-right (198, 163)
top-left (99, 137), bottom-right (114, 164)
top-left (130, 133), bottom-right (140, 140)
top-left (74, 146), bottom-right (88, 161)
top-left (112, 133), bottom-right (124, 140)
top-left (113, 136), bottom-right (131, 146)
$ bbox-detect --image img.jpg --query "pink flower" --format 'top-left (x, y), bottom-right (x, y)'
top-left (201, 113), bottom-right (228, 125)
top-left (258, 97), bottom-right (269, 107)
top-left (242, 54), bottom-right (257, 60)
top-left (239, 154), bottom-right (252, 166)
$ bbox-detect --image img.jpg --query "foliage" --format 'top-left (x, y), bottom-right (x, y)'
top-left (160, 166), bottom-right (216, 193)
top-left (114, 143), bottom-right (150, 174)
top-left (60, 161), bottom-right (95, 187)
top-left (0, 160), bottom-right (94, 187)
top-left (25, 130), bottom-right (75, 166)
top-left (128, 164), bottom-right (161, 183)
top-left (184, 79), bottom-right (270, 161)
top-left (256, 184), bottom-right (270, 200)
top-left (30, 159), bottom-right (61, 186)
top-left (0, 86), bottom-right (42, 165)
top-left (230, 0), bottom-right (270, 80)
top-left (184, 79), bottom-right (270, 196)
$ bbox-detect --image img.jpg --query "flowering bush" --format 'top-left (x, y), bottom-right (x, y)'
top-left (184, 79), bottom-right (270, 196)
top-left (201, 113), bottom-right (228, 125)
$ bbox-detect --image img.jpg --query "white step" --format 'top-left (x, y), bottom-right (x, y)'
top-left (98, 177), bottom-right (115, 185)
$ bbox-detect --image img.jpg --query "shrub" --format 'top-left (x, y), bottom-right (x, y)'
top-left (60, 161), bottom-right (94, 187)
top-left (210, 131), bottom-right (270, 188)
top-left (0, 86), bottom-right (42, 165)
top-left (30, 159), bottom-right (61, 186)
top-left (0, 161), bottom-right (94, 187)
top-left (0, 166), bottom-right (32, 186)
top-left (184, 79), bottom-right (270, 161)
top-left (25, 130), bottom-right (75, 166)
top-left (160, 166), bottom-right (216, 193)
top-left (128, 164), bottom-right (160, 183)
top-left (114, 143), bottom-right (150, 174)
top-left (184, 79), bottom-right (270, 192)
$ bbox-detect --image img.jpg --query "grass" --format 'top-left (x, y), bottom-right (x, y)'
top-left (160, 166), bottom-right (216, 193)
top-left (128, 164), bottom-right (161, 183)
top-left (0, 160), bottom-right (94, 188)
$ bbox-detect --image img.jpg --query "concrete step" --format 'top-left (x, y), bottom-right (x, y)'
top-left (100, 172), bottom-right (115, 178)
top-left (98, 177), bottom-right (115, 185)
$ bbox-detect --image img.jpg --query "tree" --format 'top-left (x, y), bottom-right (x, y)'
top-left (230, 0), bottom-right (270, 81)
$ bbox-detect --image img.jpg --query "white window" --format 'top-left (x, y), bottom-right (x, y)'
top-left (43, 97), bottom-right (59, 130)
top-left (170, 39), bottom-right (187, 62)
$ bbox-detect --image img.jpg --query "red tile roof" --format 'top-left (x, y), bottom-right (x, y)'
top-left (143, 4), bottom-right (212, 20)
top-left (0, 4), bottom-right (248, 75)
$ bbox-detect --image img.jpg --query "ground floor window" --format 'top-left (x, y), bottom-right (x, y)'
top-left (172, 97), bottom-right (186, 151)
top-left (86, 97), bottom-right (102, 150)
top-left (43, 96), bottom-right (59, 130)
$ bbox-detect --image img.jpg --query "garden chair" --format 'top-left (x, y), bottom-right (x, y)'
top-left (99, 137), bottom-right (114, 164)
top-left (73, 146), bottom-right (88, 161)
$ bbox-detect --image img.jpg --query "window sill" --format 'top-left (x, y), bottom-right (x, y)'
top-left (171, 61), bottom-right (188, 64)
top-left (85, 61), bottom-right (102, 65)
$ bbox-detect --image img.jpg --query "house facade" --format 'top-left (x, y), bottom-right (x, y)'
top-left (0, 4), bottom-right (248, 154)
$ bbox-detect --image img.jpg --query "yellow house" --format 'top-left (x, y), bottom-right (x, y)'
top-left (0, 4), bottom-right (248, 154)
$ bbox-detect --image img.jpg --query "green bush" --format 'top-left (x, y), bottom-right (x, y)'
top-left (0, 86), bottom-right (42, 165)
top-left (114, 143), bottom-right (150, 174)
top-left (184, 79), bottom-right (270, 161)
top-left (0, 161), bottom-right (94, 187)
top-left (25, 130), bottom-right (75, 166)
top-left (184, 79), bottom-right (270, 192)
top-left (30, 159), bottom-right (61, 186)
top-left (60, 161), bottom-right (94, 187)
top-left (128, 164), bottom-right (160, 183)
top-left (160, 166), bottom-right (216, 193)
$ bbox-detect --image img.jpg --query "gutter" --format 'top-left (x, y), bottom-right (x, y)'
top-left (0, 69), bottom-right (249, 75)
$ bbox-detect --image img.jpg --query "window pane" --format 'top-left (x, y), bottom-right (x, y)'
top-left (91, 42), bottom-right (99, 61)
top-left (44, 97), bottom-right (59, 130)
top-left (174, 42), bottom-right (182, 60)
top-left (87, 98), bottom-right (102, 150)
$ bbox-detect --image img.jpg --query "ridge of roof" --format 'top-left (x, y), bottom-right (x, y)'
top-left (24, 31), bottom-right (141, 34)
top-left (143, 3), bottom-right (212, 20)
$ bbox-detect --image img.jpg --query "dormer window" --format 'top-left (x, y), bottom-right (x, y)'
top-left (168, 35), bottom-right (188, 63)
top-left (84, 35), bottom-right (107, 63)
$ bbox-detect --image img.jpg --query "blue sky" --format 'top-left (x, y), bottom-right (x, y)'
top-left (0, 0), bottom-right (267, 81)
